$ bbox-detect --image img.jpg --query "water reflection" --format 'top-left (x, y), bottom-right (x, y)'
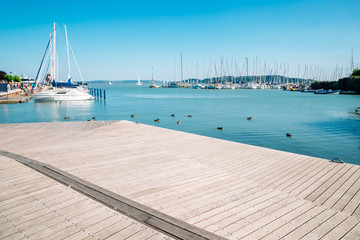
top-left (32, 100), bottom-right (96, 122)
top-left (34, 100), bottom-right (94, 107)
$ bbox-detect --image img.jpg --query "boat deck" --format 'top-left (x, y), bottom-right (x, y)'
top-left (0, 120), bottom-right (359, 239)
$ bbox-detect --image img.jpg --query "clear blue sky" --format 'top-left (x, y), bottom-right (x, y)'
top-left (1, 0), bottom-right (359, 81)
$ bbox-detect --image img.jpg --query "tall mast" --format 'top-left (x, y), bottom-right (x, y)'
top-left (351, 47), bottom-right (354, 74)
top-left (180, 53), bottom-right (183, 83)
top-left (196, 60), bottom-right (199, 82)
top-left (174, 57), bottom-right (177, 82)
top-left (246, 57), bottom-right (248, 82)
top-left (340, 52), bottom-right (343, 78)
top-left (52, 22), bottom-right (56, 82)
top-left (152, 66), bottom-right (154, 85)
top-left (65, 24), bottom-right (71, 80)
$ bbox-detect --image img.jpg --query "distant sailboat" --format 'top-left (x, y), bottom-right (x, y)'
top-left (109, 80), bottom-right (112, 85)
top-left (136, 74), bottom-right (142, 86)
top-left (149, 67), bottom-right (160, 88)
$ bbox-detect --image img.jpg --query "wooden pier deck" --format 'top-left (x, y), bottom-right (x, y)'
top-left (0, 120), bottom-right (359, 239)
top-left (0, 155), bottom-right (174, 240)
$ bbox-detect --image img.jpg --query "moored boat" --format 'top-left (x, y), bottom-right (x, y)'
top-left (314, 89), bottom-right (341, 94)
top-left (192, 84), bottom-right (203, 89)
top-left (33, 87), bottom-right (94, 102)
top-left (149, 67), bottom-right (160, 88)
top-left (301, 89), bottom-right (317, 93)
top-left (167, 82), bottom-right (179, 88)
top-left (33, 23), bottom-right (93, 102)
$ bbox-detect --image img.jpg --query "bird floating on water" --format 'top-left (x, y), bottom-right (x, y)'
top-left (171, 114), bottom-right (175, 117)
top-left (154, 118), bottom-right (160, 122)
top-left (64, 117), bottom-right (70, 120)
top-left (188, 115), bottom-right (192, 117)
top-left (92, 116), bottom-right (96, 120)
top-left (131, 114), bottom-right (135, 118)
top-left (177, 121), bottom-right (181, 125)
top-left (247, 117), bottom-right (252, 120)
top-left (217, 127), bottom-right (223, 130)
top-left (286, 133), bottom-right (292, 137)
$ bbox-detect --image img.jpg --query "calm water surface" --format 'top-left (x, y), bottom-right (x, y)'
top-left (1, 82), bottom-right (359, 165)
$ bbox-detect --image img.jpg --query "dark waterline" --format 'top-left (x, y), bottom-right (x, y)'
top-left (1, 82), bottom-right (359, 165)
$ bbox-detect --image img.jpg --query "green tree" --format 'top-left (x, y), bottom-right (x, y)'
top-left (352, 68), bottom-right (360, 77)
top-left (3, 74), bottom-right (12, 82)
top-left (12, 75), bottom-right (21, 82)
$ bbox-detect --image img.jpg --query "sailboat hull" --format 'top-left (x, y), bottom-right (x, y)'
top-left (33, 88), bottom-right (94, 102)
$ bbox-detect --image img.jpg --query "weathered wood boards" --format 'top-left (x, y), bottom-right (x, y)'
top-left (0, 156), bottom-right (174, 239)
top-left (0, 120), bottom-right (359, 239)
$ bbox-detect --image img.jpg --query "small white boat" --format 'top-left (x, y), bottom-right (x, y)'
top-left (109, 80), bottom-right (112, 85)
top-left (315, 89), bottom-right (341, 94)
top-left (149, 84), bottom-right (160, 88)
top-left (192, 84), bottom-right (202, 89)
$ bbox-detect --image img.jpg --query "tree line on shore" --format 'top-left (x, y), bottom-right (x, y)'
top-left (311, 69), bottom-right (360, 93)
top-left (0, 70), bottom-right (21, 83)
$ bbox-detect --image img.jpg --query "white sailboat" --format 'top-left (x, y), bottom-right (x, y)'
top-left (109, 80), bottom-right (112, 85)
top-left (149, 67), bottom-right (160, 88)
top-left (33, 87), bottom-right (94, 101)
top-left (33, 23), bottom-right (93, 102)
top-left (136, 74), bottom-right (142, 86)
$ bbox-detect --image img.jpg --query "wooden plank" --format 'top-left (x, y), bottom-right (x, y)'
top-left (300, 212), bottom-right (349, 240)
top-left (331, 176), bottom-right (360, 214)
top-left (1, 192), bottom-right (81, 222)
top-left (292, 163), bottom-right (341, 198)
top-left (207, 195), bottom-right (293, 234)
top-left (260, 205), bottom-right (326, 240)
top-left (305, 164), bottom-right (353, 201)
top-left (230, 200), bottom-right (311, 239)
top-left (338, 221), bottom-right (360, 240)
top-left (79, 217), bottom-right (134, 240)
top-left (48, 214), bottom-right (114, 239)
top-left (316, 165), bottom-right (360, 206)
top-left (321, 216), bottom-right (359, 240)
top-left (279, 208), bottom-right (331, 239)
top-left (105, 223), bottom-right (152, 240)
top-left (34, 201), bottom-right (110, 240)
top-left (1, 197), bottom-right (93, 238)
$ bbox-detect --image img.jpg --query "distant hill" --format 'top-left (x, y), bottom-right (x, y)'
top-left (88, 80), bottom-right (153, 84)
top-left (185, 75), bottom-right (314, 84)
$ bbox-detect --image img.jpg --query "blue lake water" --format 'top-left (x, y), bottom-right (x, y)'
top-left (1, 82), bottom-right (359, 165)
